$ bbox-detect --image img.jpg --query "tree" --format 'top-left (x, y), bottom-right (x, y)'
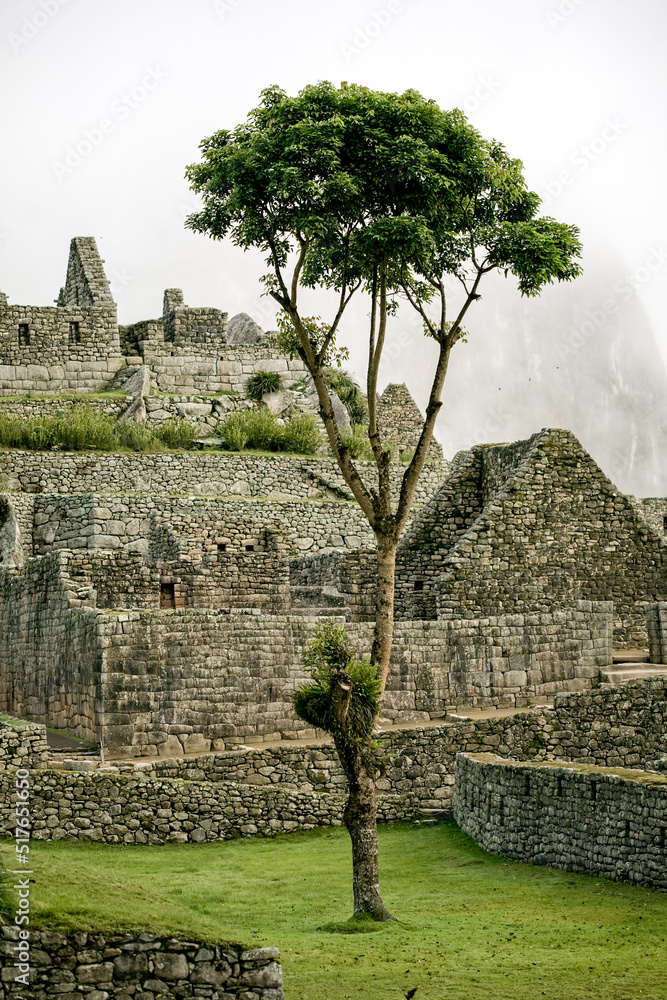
top-left (185, 81), bottom-right (582, 920)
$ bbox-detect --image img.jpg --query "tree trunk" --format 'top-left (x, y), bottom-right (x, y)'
top-left (371, 534), bottom-right (398, 695)
top-left (335, 737), bottom-right (394, 921)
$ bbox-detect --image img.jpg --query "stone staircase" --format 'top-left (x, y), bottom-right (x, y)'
top-left (289, 583), bottom-right (350, 618)
top-left (600, 650), bottom-right (667, 686)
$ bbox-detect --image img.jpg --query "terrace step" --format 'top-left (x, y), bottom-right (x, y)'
top-left (600, 666), bottom-right (667, 686)
top-left (612, 650), bottom-right (650, 664)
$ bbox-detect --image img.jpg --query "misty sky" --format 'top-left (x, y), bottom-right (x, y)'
top-left (1, 0), bottom-right (666, 488)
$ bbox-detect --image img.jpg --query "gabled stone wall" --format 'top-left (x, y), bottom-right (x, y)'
top-left (395, 428), bottom-right (667, 647)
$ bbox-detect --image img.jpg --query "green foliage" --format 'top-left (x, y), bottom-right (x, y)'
top-left (294, 620), bottom-right (380, 740)
top-left (186, 82), bottom-right (582, 339)
top-left (0, 407), bottom-right (200, 453)
top-left (244, 370), bottom-right (283, 401)
top-left (113, 420), bottom-right (159, 452)
top-left (324, 368), bottom-right (368, 426)
top-left (219, 408), bottom-right (322, 455)
top-left (154, 417), bottom-right (200, 450)
top-left (279, 413), bottom-right (323, 454)
top-left (0, 860), bottom-right (14, 925)
top-left (270, 314), bottom-right (349, 369)
top-left (340, 424), bottom-right (374, 462)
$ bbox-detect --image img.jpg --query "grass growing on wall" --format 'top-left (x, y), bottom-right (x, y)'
top-left (220, 409), bottom-right (323, 455)
top-left (0, 408), bottom-right (198, 453)
top-left (11, 822), bottom-right (667, 1000)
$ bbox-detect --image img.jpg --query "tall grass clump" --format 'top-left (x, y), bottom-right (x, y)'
top-left (0, 406), bottom-right (201, 453)
top-left (220, 409), bottom-right (322, 455)
top-left (154, 418), bottom-right (200, 450)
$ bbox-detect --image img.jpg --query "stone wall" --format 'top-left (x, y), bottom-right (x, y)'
top-left (0, 450), bottom-right (447, 508)
top-left (30, 493), bottom-right (375, 557)
top-left (98, 604), bottom-right (609, 754)
top-left (0, 553), bottom-right (101, 741)
top-left (629, 496), bottom-right (667, 540)
top-left (0, 396), bottom-right (128, 420)
top-left (0, 927), bottom-right (283, 1000)
top-left (0, 238), bottom-right (123, 395)
top-left (647, 601), bottom-right (667, 664)
top-left (0, 719), bottom-right (48, 772)
top-left (453, 752), bottom-right (667, 889)
top-left (395, 429), bottom-right (667, 647)
top-left (69, 548), bottom-right (291, 614)
top-left (289, 548), bottom-right (378, 621)
top-left (377, 382), bottom-right (443, 459)
top-left (113, 676), bottom-right (667, 811)
top-left (0, 767), bottom-right (407, 846)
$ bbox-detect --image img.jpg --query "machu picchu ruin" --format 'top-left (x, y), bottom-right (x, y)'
top-left (0, 238), bottom-right (665, 760)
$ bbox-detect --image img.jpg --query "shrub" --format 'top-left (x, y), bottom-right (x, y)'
top-left (340, 424), bottom-right (374, 462)
top-left (279, 413), bottom-right (323, 454)
top-left (155, 417), bottom-right (200, 450)
top-left (220, 411), bottom-right (250, 451)
top-left (244, 369), bottom-right (282, 401)
top-left (113, 420), bottom-right (160, 452)
top-left (220, 408), bottom-right (323, 455)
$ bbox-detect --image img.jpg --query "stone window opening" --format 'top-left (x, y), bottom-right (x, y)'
top-left (18, 323), bottom-right (30, 346)
top-left (68, 321), bottom-right (81, 345)
top-left (414, 579), bottom-right (424, 592)
top-left (245, 543), bottom-right (255, 552)
top-left (523, 775), bottom-right (530, 796)
top-left (663, 515), bottom-right (667, 533)
top-left (590, 780), bottom-right (597, 802)
top-left (658, 828), bottom-right (666, 849)
top-left (556, 776), bottom-right (563, 797)
top-left (160, 582), bottom-right (175, 609)
top-left (217, 543), bottom-right (227, 554)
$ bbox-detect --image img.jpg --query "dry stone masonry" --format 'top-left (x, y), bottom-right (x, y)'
top-left (0, 927), bottom-right (283, 1000)
top-left (453, 753), bottom-right (667, 889)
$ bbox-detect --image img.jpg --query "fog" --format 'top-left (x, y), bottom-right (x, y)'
top-left (1, 0), bottom-right (665, 493)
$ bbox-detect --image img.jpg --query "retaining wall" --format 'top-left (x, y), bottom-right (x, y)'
top-left (0, 928), bottom-right (283, 1000)
top-left (453, 752), bottom-right (667, 889)
top-left (0, 450), bottom-right (447, 507)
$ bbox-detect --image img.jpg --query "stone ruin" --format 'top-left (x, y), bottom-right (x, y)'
top-left (0, 237), bottom-right (665, 760)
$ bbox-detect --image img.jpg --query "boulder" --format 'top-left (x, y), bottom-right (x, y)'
top-left (226, 313), bottom-right (266, 345)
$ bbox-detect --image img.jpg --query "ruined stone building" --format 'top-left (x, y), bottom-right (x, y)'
top-left (0, 238), bottom-right (665, 759)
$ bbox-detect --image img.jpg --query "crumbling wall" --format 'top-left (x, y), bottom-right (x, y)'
top-left (0, 238), bottom-right (122, 395)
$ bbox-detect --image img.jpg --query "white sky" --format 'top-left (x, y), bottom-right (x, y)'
top-left (1, 0), bottom-right (666, 466)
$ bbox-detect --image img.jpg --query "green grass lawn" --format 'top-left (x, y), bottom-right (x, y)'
top-left (4, 822), bottom-right (666, 1000)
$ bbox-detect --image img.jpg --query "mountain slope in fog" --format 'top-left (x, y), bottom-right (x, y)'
top-left (389, 256), bottom-right (667, 498)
